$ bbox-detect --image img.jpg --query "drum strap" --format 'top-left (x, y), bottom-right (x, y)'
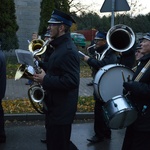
top-left (134, 59), bottom-right (150, 81)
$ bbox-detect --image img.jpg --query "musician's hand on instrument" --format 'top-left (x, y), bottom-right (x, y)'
top-left (123, 81), bottom-right (138, 93)
top-left (33, 69), bottom-right (45, 84)
top-left (34, 55), bottom-right (41, 61)
top-left (124, 81), bottom-right (140, 94)
top-left (123, 88), bottom-right (129, 96)
top-left (123, 81), bottom-right (132, 91)
top-left (123, 81), bottom-right (133, 96)
top-left (84, 55), bottom-right (90, 61)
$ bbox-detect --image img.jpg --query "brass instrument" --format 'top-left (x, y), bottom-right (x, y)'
top-left (28, 83), bottom-right (46, 114)
top-left (15, 64), bottom-right (34, 80)
top-left (15, 39), bottom-right (51, 114)
top-left (87, 44), bottom-right (96, 51)
top-left (28, 39), bottom-right (47, 55)
top-left (86, 44), bottom-right (101, 60)
top-left (99, 24), bottom-right (135, 60)
top-left (106, 24), bottom-right (135, 52)
top-left (15, 39), bottom-right (51, 80)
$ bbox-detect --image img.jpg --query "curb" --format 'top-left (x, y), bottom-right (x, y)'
top-left (4, 112), bottom-right (94, 121)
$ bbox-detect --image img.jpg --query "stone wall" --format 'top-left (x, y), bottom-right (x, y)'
top-left (14, 0), bottom-right (42, 50)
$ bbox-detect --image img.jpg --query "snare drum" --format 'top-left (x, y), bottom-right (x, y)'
top-left (102, 95), bottom-right (138, 129)
top-left (93, 64), bottom-right (134, 102)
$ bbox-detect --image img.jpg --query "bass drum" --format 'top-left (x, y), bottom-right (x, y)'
top-left (93, 64), bottom-right (134, 102)
top-left (102, 95), bottom-right (138, 129)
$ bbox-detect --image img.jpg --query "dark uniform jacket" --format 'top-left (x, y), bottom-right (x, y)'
top-left (123, 53), bottom-right (150, 131)
top-left (117, 46), bottom-right (136, 69)
top-left (0, 50), bottom-right (6, 100)
top-left (42, 33), bottom-right (80, 125)
top-left (87, 46), bottom-right (118, 72)
top-left (39, 45), bottom-right (54, 71)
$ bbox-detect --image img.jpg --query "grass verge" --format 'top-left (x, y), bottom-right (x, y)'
top-left (2, 96), bottom-right (94, 114)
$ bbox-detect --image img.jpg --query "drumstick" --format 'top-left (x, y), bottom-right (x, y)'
top-left (121, 70), bottom-right (126, 82)
top-left (127, 75), bottom-right (130, 81)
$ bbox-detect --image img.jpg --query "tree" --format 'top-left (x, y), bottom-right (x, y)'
top-left (54, 0), bottom-right (70, 12)
top-left (38, 0), bottom-right (55, 37)
top-left (0, 0), bottom-right (19, 51)
top-left (38, 0), bottom-right (71, 38)
top-left (131, 15), bottom-right (150, 32)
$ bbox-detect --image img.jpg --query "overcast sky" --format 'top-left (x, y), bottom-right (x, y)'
top-left (72, 0), bottom-right (150, 16)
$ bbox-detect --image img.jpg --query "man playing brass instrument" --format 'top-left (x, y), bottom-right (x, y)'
top-left (83, 31), bottom-right (118, 143)
top-left (33, 9), bottom-right (79, 150)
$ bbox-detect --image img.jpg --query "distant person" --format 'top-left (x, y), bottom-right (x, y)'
top-left (0, 47), bottom-right (6, 143)
top-left (42, 30), bottom-right (53, 63)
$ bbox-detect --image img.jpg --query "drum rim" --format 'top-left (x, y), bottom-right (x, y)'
top-left (94, 64), bottom-right (134, 102)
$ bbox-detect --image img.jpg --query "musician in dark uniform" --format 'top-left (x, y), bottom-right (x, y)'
top-left (33, 9), bottom-right (80, 150)
top-left (122, 33), bottom-right (150, 150)
top-left (0, 45), bottom-right (6, 143)
top-left (83, 31), bottom-right (118, 143)
top-left (117, 44), bottom-right (136, 68)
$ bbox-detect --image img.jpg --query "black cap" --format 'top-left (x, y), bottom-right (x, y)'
top-left (48, 9), bottom-right (76, 27)
top-left (94, 31), bottom-right (106, 40)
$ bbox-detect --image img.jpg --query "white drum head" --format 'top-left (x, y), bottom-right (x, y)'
top-left (94, 64), bottom-right (134, 102)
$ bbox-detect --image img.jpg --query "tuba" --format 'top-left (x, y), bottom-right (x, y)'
top-left (98, 24), bottom-right (135, 60)
top-left (106, 24), bottom-right (135, 52)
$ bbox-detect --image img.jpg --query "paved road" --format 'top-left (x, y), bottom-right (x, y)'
top-left (2, 78), bottom-right (126, 150)
top-left (0, 120), bottom-right (125, 150)
top-left (4, 78), bottom-right (93, 100)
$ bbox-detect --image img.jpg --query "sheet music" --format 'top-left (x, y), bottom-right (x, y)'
top-left (15, 49), bottom-right (34, 66)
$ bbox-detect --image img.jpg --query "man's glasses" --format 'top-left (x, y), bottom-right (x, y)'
top-left (48, 23), bottom-right (62, 26)
top-left (94, 39), bottom-right (104, 43)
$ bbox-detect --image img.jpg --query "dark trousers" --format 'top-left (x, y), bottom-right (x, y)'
top-left (122, 125), bottom-right (150, 150)
top-left (0, 101), bottom-right (5, 134)
top-left (46, 123), bottom-right (78, 150)
top-left (94, 100), bottom-right (111, 138)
